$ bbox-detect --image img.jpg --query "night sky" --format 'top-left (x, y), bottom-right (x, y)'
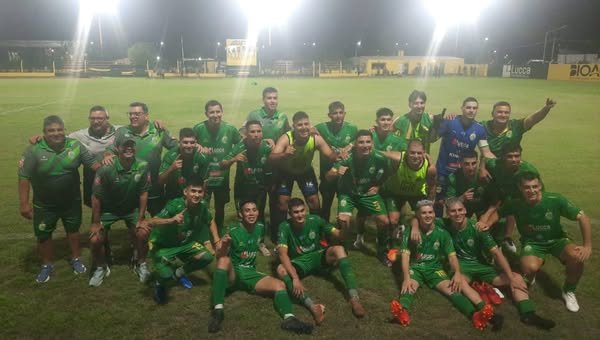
top-left (0, 0), bottom-right (598, 62)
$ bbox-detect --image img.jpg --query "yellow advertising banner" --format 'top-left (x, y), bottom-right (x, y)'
top-left (226, 39), bottom-right (257, 67)
top-left (547, 64), bottom-right (600, 81)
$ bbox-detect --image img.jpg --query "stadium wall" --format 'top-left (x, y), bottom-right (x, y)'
top-left (547, 64), bottom-right (600, 82)
top-left (0, 71), bottom-right (55, 78)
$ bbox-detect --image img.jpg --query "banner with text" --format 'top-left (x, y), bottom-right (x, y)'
top-left (547, 64), bottom-right (600, 82)
top-left (226, 39), bottom-right (257, 67)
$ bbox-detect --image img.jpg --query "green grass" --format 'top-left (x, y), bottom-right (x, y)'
top-left (0, 77), bottom-right (599, 338)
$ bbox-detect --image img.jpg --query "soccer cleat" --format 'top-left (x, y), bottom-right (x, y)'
top-left (350, 298), bottom-right (366, 318)
top-left (280, 316), bottom-right (314, 334)
top-left (154, 284), bottom-right (167, 304)
top-left (562, 291), bottom-right (580, 312)
top-left (483, 283), bottom-right (502, 305)
top-left (377, 253), bottom-right (393, 268)
top-left (502, 237), bottom-right (517, 254)
top-left (471, 282), bottom-right (491, 304)
top-left (390, 300), bottom-right (410, 326)
top-left (311, 304), bottom-right (326, 325)
top-left (258, 242), bottom-right (271, 256)
top-left (177, 274), bottom-right (193, 289)
top-left (489, 313), bottom-right (504, 332)
top-left (70, 258), bottom-right (87, 275)
top-left (36, 264), bottom-right (54, 283)
top-left (520, 312), bottom-right (556, 330)
top-left (89, 266), bottom-right (111, 287)
top-left (208, 309), bottom-right (225, 333)
top-left (471, 304), bottom-right (494, 331)
top-left (353, 235), bottom-right (365, 249)
top-left (134, 262), bottom-right (151, 283)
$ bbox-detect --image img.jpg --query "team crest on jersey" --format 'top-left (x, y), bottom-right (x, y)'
top-left (409, 269), bottom-right (414, 275)
top-left (193, 165), bottom-right (199, 173)
top-left (134, 174), bottom-right (142, 182)
top-left (469, 133), bottom-right (476, 141)
top-left (345, 136), bottom-right (351, 143)
top-left (386, 145), bottom-right (393, 151)
top-left (544, 210), bottom-right (553, 220)
top-left (260, 156), bottom-right (267, 164)
top-left (506, 131), bottom-right (512, 138)
top-left (309, 231), bottom-right (316, 240)
top-left (369, 166), bottom-right (375, 174)
top-left (221, 136), bottom-right (228, 144)
top-left (433, 241), bottom-right (440, 250)
top-left (524, 245), bottom-right (533, 252)
top-left (152, 136), bottom-right (159, 144)
top-left (340, 199), bottom-right (347, 207)
top-left (467, 238), bottom-right (475, 247)
top-left (38, 223), bottom-right (47, 231)
top-left (67, 150), bottom-right (75, 158)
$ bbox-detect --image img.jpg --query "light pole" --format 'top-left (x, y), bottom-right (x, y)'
top-left (543, 25), bottom-right (567, 62)
top-left (215, 41), bottom-right (221, 60)
top-left (354, 40), bottom-right (361, 57)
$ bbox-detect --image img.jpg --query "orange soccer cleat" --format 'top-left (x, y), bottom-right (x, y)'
top-left (390, 299), bottom-right (411, 326)
top-left (471, 303), bottom-right (494, 331)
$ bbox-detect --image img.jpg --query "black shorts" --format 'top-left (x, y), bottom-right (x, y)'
top-left (276, 168), bottom-right (319, 197)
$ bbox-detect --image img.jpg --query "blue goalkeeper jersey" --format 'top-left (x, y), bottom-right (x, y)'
top-left (436, 117), bottom-right (487, 177)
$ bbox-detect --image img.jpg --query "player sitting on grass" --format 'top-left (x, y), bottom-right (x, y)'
top-left (389, 200), bottom-right (495, 330)
top-left (480, 172), bottom-right (592, 313)
top-left (139, 177), bottom-right (216, 304)
top-left (208, 200), bottom-right (314, 335)
top-left (444, 198), bottom-right (555, 329)
top-left (89, 137), bottom-right (150, 286)
top-left (276, 198), bottom-right (366, 323)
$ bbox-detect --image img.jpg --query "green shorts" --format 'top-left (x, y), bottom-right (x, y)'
top-left (291, 249), bottom-right (329, 277)
top-left (33, 201), bottom-right (82, 241)
top-left (151, 241), bottom-right (213, 278)
top-left (205, 186), bottom-right (231, 206)
top-left (409, 265), bottom-right (449, 289)
top-left (231, 266), bottom-right (268, 293)
top-left (100, 210), bottom-right (140, 229)
top-left (338, 194), bottom-right (387, 216)
top-left (520, 238), bottom-right (572, 260)
top-left (383, 195), bottom-right (423, 213)
top-left (459, 261), bottom-right (499, 283)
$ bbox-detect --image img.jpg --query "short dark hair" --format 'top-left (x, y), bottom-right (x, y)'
top-left (179, 127), bottom-right (196, 139)
top-left (492, 101), bottom-right (511, 113)
top-left (292, 111), bottom-right (309, 123)
top-left (519, 171), bottom-right (541, 185)
top-left (501, 142), bottom-right (522, 158)
top-left (461, 150), bottom-right (478, 160)
top-left (328, 101), bottom-right (345, 114)
top-left (239, 199), bottom-right (257, 210)
top-left (245, 119), bottom-right (262, 129)
top-left (408, 90), bottom-right (427, 103)
top-left (462, 97), bottom-right (478, 106)
top-left (89, 105), bottom-right (108, 117)
top-left (129, 102), bottom-right (148, 113)
top-left (186, 175), bottom-right (205, 188)
top-left (356, 129), bottom-right (372, 139)
top-left (205, 100), bottom-right (222, 112)
top-left (406, 139), bottom-right (424, 150)
top-left (43, 115), bottom-right (64, 131)
top-left (376, 107), bottom-right (394, 119)
top-left (288, 198), bottom-right (305, 211)
top-left (262, 87), bottom-right (278, 98)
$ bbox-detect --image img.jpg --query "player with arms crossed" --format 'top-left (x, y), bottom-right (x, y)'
top-left (276, 198), bottom-right (365, 322)
top-left (208, 200), bottom-right (314, 334)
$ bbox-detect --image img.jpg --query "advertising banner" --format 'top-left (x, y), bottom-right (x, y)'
top-left (547, 64), bottom-right (600, 82)
top-left (225, 39), bottom-right (257, 67)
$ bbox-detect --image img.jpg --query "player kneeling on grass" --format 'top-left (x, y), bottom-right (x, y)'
top-left (89, 137), bottom-right (151, 286)
top-left (137, 177), bottom-right (216, 304)
top-left (444, 198), bottom-right (555, 329)
top-left (208, 200), bottom-right (314, 334)
top-left (389, 200), bottom-right (495, 330)
top-left (480, 172), bottom-right (592, 313)
top-left (276, 198), bottom-right (365, 323)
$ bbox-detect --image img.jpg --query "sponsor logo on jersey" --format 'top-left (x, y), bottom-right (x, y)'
top-left (469, 133), bottom-right (476, 141)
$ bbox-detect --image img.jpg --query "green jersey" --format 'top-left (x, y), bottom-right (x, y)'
top-left (498, 192), bottom-right (581, 243)
top-left (225, 140), bottom-right (272, 192)
top-left (277, 214), bottom-right (335, 259)
top-left (372, 131), bottom-right (407, 152)
top-left (193, 121), bottom-right (242, 188)
top-left (247, 108), bottom-right (290, 141)
top-left (484, 119), bottom-right (528, 156)
top-left (400, 219), bottom-right (456, 269)
top-left (447, 170), bottom-right (493, 216)
top-left (19, 137), bottom-right (96, 208)
top-left (394, 112), bottom-right (433, 152)
top-left (486, 158), bottom-right (540, 200)
top-left (441, 218), bottom-right (497, 264)
top-left (149, 197), bottom-right (212, 249)
top-left (112, 123), bottom-right (178, 198)
top-left (333, 151), bottom-right (392, 196)
top-left (315, 121), bottom-right (357, 178)
top-left (93, 158), bottom-right (150, 215)
top-left (228, 222), bottom-right (266, 268)
top-left (159, 148), bottom-right (209, 200)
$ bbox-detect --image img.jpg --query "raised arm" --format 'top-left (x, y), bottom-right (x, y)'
top-left (523, 98), bottom-right (556, 131)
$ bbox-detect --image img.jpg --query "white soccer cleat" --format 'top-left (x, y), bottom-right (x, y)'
top-left (353, 234), bottom-right (365, 249)
top-left (135, 262), bottom-right (151, 283)
top-left (89, 266), bottom-right (111, 287)
top-left (562, 291), bottom-right (580, 312)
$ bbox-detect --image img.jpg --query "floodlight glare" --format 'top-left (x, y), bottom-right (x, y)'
top-left (423, 0), bottom-right (491, 28)
top-left (79, 0), bottom-right (119, 16)
top-left (239, 0), bottom-right (301, 45)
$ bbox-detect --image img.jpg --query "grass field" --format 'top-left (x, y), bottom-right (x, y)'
top-left (0, 77), bottom-right (599, 339)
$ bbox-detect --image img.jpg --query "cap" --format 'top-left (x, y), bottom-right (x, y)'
top-left (116, 136), bottom-right (136, 147)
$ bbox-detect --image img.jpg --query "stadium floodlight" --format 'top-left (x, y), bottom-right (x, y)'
top-left (156, 56), bottom-right (160, 61)
top-left (79, 0), bottom-right (119, 15)
top-left (423, 0), bottom-right (491, 29)
top-left (238, 0), bottom-right (301, 46)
